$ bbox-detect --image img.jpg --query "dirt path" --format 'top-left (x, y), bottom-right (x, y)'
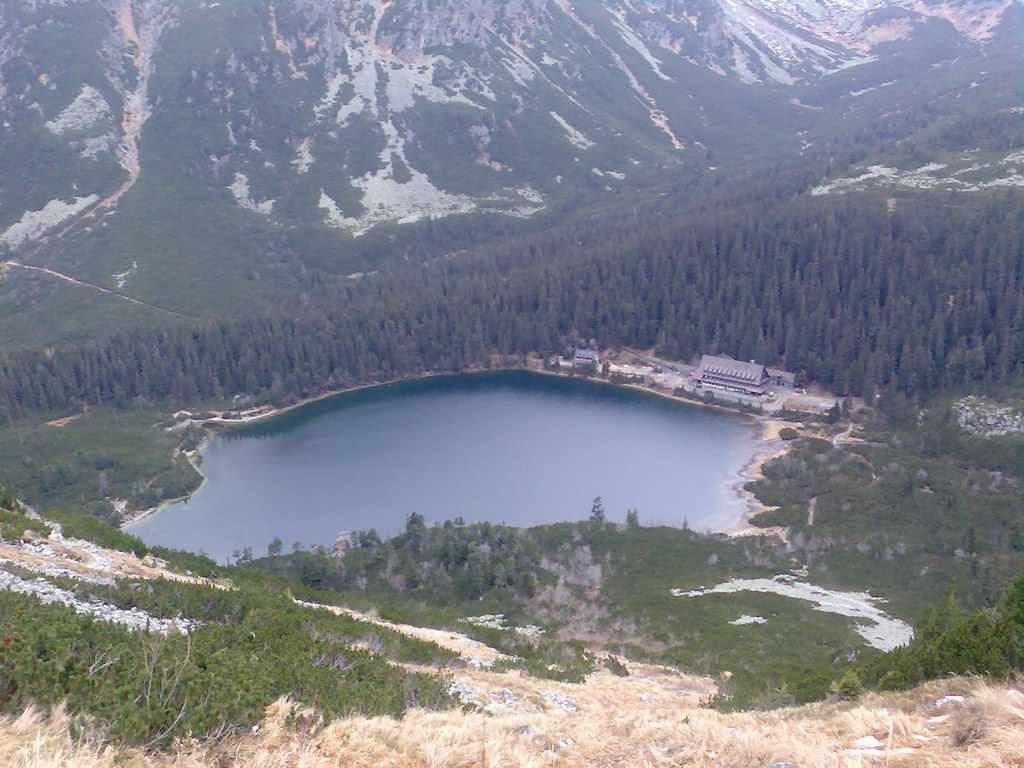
top-left (43, 411), bottom-right (86, 428)
top-left (2, 260), bottom-right (192, 317)
top-left (833, 422), bottom-right (855, 446)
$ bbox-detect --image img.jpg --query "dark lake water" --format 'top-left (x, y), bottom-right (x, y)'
top-left (129, 371), bottom-right (761, 561)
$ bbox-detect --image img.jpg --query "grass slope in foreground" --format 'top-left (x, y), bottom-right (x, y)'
top-left (3, 494), bottom-right (1024, 766)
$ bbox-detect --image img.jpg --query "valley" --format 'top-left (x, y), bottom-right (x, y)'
top-left (0, 0), bottom-right (1023, 764)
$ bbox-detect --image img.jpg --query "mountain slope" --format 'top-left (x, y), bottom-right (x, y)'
top-left (7, 676), bottom-right (1024, 767)
top-left (0, 0), bottom-right (1020, 345)
top-left (3, 494), bottom-right (1024, 767)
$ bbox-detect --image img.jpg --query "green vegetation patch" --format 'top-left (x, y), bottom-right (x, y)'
top-left (0, 508), bottom-right (51, 541)
top-left (45, 508), bottom-right (149, 556)
top-left (0, 410), bottom-right (201, 518)
top-left (859, 576), bottom-right (1024, 692)
top-left (747, 407), bottom-right (1024, 616)
top-left (0, 584), bottom-right (455, 747)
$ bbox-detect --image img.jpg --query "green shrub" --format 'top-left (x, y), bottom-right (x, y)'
top-left (833, 670), bottom-right (862, 700)
top-left (0, 585), bottom-right (455, 747)
top-left (779, 427), bottom-right (799, 441)
top-left (749, 507), bottom-right (804, 528)
top-left (75, 578), bottom-right (460, 669)
top-left (604, 656), bottom-right (630, 677)
top-left (0, 508), bottom-right (51, 540)
top-left (148, 546), bottom-right (221, 578)
top-left (0, 486), bottom-right (17, 511)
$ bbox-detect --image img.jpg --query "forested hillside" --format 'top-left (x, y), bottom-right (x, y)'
top-left (2, 189), bottom-right (1021, 419)
top-left (0, 0), bottom-right (1020, 345)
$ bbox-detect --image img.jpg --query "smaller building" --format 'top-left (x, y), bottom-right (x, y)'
top-left (573, 348), bottom-right (599, 367)
top-left (767, 367), bottom-right (796, 387)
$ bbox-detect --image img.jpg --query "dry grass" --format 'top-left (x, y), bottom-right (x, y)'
top-left (3, 673), bottom-right (1024, 767)
top-left (297, 600), bottom-right (510, 665)
top-left (0, 538), bottom-right (203, 585)
top-left (5, 525), bottom-right (1024, 767)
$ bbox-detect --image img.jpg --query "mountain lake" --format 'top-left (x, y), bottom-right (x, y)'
top-left (128, 371), bottom-right (763, 561)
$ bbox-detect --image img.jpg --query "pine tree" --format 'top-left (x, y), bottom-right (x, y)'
top-left (589, 497), bottom-right (605, 524)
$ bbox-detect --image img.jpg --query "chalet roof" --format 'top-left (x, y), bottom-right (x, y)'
top-left (574, 348), bottom-right (597, 361)
top-left (697, 355), bottom-right (767, 383)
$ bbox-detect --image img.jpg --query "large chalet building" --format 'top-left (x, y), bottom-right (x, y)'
top-left (694, 355), bottom-right (795, 397)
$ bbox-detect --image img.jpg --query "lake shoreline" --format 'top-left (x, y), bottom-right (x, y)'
top-left (122, 432), bottom-right (214, 531)
top-left (723, 420), bottom-right (794, 538)
top-left (194, 360), bottom-right (768, 431)
top-left (122, 363), bottom-right (782, 538)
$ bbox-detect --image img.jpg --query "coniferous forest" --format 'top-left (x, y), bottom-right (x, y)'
top-left (2, 190), bottom-right (1022, 418)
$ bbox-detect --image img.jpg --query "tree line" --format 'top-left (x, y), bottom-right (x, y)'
top-left (1, 189), bottom-right (1022, 418)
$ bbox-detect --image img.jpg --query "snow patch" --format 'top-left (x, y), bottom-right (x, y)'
top-left (228, 173), bottom-right (274, 215)
top-left (1001, 149), bottom-right (1024, 166)
top-left (484, 185), bottom-right (546, 218)
top-left (45, 85), bottom-right (110, 134)
top-left (0, 568), bottom-right (193, 635)
top-left (852, 736), bottom-right (885, 749)
top-left (730, 614), bottom-right (767, 625)
top-left (550, 111), bottom-right (594, 149)
top-left (812, 159), bottom-right (1024, 195)
top-left (317, 48), bottom-right (475, 125)
top-left (112, 260), bottom-right (137, 290)
top-left (0, 195), bottom-right (98, 250)
top-left (502, 56), bottom-right (537, 86)
top-left (672, 574), bottom-right (913, 651)
top-left (461, 613), bottom-right (545, 637)
top-left (610, 15), bottom-right (672, 80)
top-left (319, 121), bottom-right (475, 236)
top-left (848, 81), bottom-right (893, 97)
top-left (294, 137), bottom-right (315, 173)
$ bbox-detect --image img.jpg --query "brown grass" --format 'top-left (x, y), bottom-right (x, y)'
top-left (6, 523), bottom-right (1024, 767)
top-left (3, 674), bottom-right (1024, 767)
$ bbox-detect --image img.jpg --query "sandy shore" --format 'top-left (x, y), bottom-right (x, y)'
top-left (120, 435), bottom-right (213, 531)
top-left (723, 419), bottom-right (795, 538)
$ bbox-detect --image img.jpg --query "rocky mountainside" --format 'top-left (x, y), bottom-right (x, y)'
top-left (0, 0), bottom-right (1020, 343)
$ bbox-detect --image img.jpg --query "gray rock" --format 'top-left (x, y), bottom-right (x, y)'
top-left (448, 681), bottom-right (481, 705)
top-left (538, 689), bottom-right (579, 712)
top-left (0, 568), bottom-right (193, 635)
